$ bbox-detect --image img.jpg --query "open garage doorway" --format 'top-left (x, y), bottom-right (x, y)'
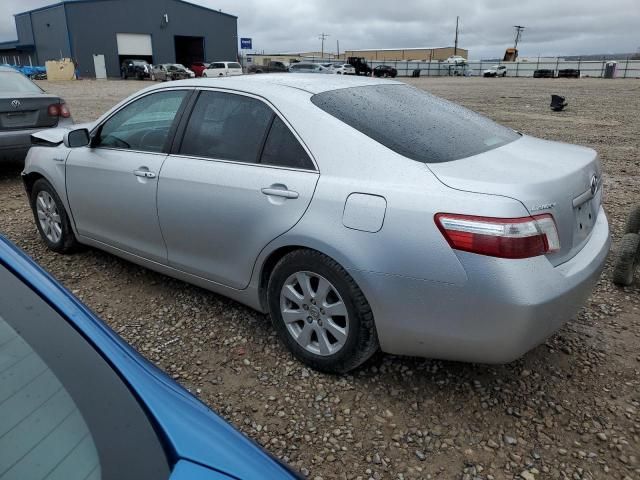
top-left (175, 36), bottom-right (205, 68)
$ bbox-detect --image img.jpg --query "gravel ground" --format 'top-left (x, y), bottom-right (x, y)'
top-left (1, 77), bottom-right (639, 480)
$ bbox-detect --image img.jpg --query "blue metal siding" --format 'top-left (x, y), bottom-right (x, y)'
top-left (15, 14), bottom-right (35, 46)
top-left (65, 0), bottom-right (238, 78)
top-left (30, 5), bottom-right (71, 63)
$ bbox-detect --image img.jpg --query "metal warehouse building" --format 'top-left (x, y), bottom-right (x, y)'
top-left (344, 47), bottom-right (468, 62)
top-left (0, 0), bottom-right (237, 78)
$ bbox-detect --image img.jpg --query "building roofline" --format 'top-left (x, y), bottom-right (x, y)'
top-left (174, 0), bottom-right (237, 18)
top-left (13, 0), bottom-right (106, 17)
top-left (13, 0), bottom-right (237, 19)
top-left (345, 46), bottom-right (464, 52)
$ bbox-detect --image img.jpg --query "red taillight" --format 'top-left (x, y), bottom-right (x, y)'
top-left (435, 213), bottom-right (560, 259)
top-left (48, 103), bottom-right (71, 118)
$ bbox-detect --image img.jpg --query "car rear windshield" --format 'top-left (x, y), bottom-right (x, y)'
top-left (311, 84), bottom-right (520, 163)
top-left (0, 72), bottom-right (43, 94)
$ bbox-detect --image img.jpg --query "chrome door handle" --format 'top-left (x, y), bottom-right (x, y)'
top-left (133, 169), bottom-right (156, 178)
top-left (261, 187), bottom-right (299, 199)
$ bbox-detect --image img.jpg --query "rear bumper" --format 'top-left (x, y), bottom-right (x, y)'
top-left (0, 119), bottom-right (73, 162)
top-left (351, 207), bottom-right (610, 363)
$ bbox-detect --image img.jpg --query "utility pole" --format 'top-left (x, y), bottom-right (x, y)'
top-left (318, 32), bottom-right (329, 59)
top-left (337, 39), bottom-right (340, 58)
top-left (513, 25), bottom-right (525, 49)
top-left (454, 16), bottom-right (459, 55)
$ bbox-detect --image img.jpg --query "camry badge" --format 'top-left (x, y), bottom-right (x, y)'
top-left (11, 99), bottom-right (21, 108)
top-left (590, 175), bottom-right (599, 196)
top-left (530, 202), bottom-right (556, 212)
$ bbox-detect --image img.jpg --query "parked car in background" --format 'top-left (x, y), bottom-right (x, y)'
top-left (372, 65), bottom-right (398, 78)
top-left (190, 61), bottom-right (210, 77)
top-left (151, 64), bottom-right (193, 82)
top-left (120, 59), bottom-right (151, 80)
top-left (23, 75), bottom-right (609, 374)
top-left (202, 61), bottom-right (243, 77)
top-left (289, 63), bottom-right (330, 73)
top-left (483, 65), bottom-right (508, 77)
top-left (0, 65), bottom-right (73, 163)
top-left (558, 68), bottom-right (580, 78)
top-left (0, 235), bottom-right (299, 479)
top-left (533, 69), bottom-right (555, 78)
top-left (444, 55), bottom-right (467, 64)
top-left (174, 63), bottom-right (196, 78)
top-left (329, 64), bottom-right (356, 75)
top-left (347, 56), bottom-right (372, 76)
top-left (248, 61), bottom-right (289, 74)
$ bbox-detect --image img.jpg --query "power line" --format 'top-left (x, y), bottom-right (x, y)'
top-left (513, 25), bottom-right (525, 49)
top-left (318, 32), bottom-right (330, 59)
top-left (454, 16), bottom-right (460, 55)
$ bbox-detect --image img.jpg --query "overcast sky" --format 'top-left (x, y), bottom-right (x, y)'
top-left (1, 0), bottom-right (638, 59)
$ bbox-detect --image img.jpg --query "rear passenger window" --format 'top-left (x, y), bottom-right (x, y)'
top-left (180, 91), bottom-right (273, 163)
top-left (261, 117), bottom-right (314, 170)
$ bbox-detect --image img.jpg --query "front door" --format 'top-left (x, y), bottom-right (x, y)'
top-left (66, 89), bottom-right (190, 262)
top-left (158, 90), bottom-right (319, 289)
top-left (93, 54), bottom-right (107, 79)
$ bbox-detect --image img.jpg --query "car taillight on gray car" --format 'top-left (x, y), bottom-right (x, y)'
top-left (435, 213), bottom-right (560, 259)
top-left (48, 103), bottom-right (71, 118)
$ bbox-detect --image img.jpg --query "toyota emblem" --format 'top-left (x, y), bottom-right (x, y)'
top-left (11, 99), bottom-right (21, 108)
top-left (590, 175), bottom-right (599, 196)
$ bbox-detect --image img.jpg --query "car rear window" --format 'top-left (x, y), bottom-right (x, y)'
top-left (311, 84), bottom-right (520, 163)
top-left (228, 63), bottom-right (241, 69)
top-left (0, 72), bottom-right (43, 94)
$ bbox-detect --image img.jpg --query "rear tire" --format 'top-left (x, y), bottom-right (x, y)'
top-left (623, 205), bottom-right (640, 234)
top-left (30, 179), bottom-right (79, 254)
top-left (268, 250), bottom-right (379, 374)
top-left (612, 233), bottom-right (639, 286)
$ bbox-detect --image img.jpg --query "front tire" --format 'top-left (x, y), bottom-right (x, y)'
top-left (268, 250), bottom-right (379, 374)
top-left (30, 179), bottom-right (79, 253)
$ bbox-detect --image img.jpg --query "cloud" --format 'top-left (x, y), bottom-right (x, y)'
top-left (1, 0), bottom-right (638, 58)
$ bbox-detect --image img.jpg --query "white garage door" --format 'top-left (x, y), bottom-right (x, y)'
top-left (116, 33), bottom-right (153, 56)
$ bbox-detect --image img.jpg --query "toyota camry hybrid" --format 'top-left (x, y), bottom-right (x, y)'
top-left (22, 75), bottom-right (610, 373)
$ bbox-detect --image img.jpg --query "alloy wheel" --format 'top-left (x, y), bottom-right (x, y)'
top-left (36, 191), bottom-right (62, 243)
top-left (280, 271), bottom-right (349, 356)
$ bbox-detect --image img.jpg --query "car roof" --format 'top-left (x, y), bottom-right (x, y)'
top-left (159, 73), bottom-right (402, 94)
top-left (0, 65), bottom-right (18, 73)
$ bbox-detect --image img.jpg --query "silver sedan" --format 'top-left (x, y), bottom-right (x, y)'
top-left (22, 75), bottom-right (610, 373)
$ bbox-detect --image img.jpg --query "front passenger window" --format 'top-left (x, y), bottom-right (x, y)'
top-left (95, 90), bottom-right (187, 153)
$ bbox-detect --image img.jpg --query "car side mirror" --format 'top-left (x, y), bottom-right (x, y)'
top-left (64, 128), bottom-right (90, 148)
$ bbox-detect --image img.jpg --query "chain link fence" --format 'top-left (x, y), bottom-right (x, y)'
top-left (305, 57), bottom-right (640, 78)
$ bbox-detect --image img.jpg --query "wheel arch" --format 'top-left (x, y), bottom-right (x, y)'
top-left (256, 242), bottom-right (358, 312)
top-left (22, 162), bottom-right (78, 238)
top-left (22, 171), bottom-right (47, 198)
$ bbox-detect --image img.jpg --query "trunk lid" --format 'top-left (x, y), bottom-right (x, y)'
top-left (0, 93), bottom-right (61, 130)
top-left (427, 135), bottom-right (603, 266)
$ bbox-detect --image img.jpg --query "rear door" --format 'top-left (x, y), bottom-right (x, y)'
top-left (157, 89), bottom-right (319, 289)
top-left (66, 89), bottom-right (191, 263)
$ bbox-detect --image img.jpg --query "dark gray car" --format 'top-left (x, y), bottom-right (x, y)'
top-left (0, 66), bottom-right (73, 163)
